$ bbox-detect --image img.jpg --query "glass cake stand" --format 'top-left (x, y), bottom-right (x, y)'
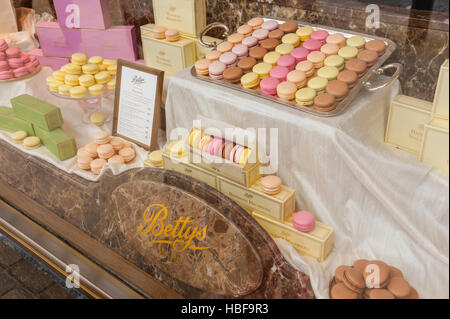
top-left (49, 88), bottom-right (115, 125)
top-left (0, 66), bottom-right (42, 83)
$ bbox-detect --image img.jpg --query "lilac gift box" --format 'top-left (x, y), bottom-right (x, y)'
top-left (27, 49), bottom-right (70, 70)
top-left (53, 0), bottom-right (111, 30)
top-left (36, 22), bottom-right (83, 57)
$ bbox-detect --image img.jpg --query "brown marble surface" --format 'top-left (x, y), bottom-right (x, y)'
top-left (0, 139), bottom-right (314, 299)
top-left (14, 0), bottom-right (449, 101)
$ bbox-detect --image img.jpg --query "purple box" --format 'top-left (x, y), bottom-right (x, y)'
top-left (53, 0), bottom-right (111, 30)
top-left (82, 26), bottom-right (138, 61)
top-left (27, 49), bottom-right (70, 70)
top-left (36, 21), bottom-right (83, 57)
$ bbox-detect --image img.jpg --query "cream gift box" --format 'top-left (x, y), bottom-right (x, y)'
top-left (53, 0), bottom-right (111, 30)
top-left (252, 211), bottom-right (334, 262)
top-left (0, 0), bottom-right (18, 34)
top-left (432, 59), bottom-right (449, 120)
top-left (152, 0), bottom-right (206, 38)
top-left (385, 95), bottom-right (432, 155)
top-left (419, 118), bottom-right (449, 175)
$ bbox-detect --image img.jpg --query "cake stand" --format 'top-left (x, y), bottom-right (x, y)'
top-left (0, 66), bottom-right (42, 83)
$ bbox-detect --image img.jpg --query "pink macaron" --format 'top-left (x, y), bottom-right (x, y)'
top-left (302, 39), bottom-right (322, 52)
top-left (252, 28), bottom-right (269, 43)
top-left (310, 30), bottom-right (329, 44)
top-left (261, 20), bottom-right (279, 31)
top-left (242, 36), bottom-right (258, 49)
top-left (293, 211), bottom-right (315, 232)
top-left (5, 46), bottom-right (20, 58)
top-left (24, 62), bottom-right (36, 73)
top-left (260, 77), bottom-right (280, 96)
top-left (20, 53), bottom-right (30, 64)
top-left (8, 58), bottom-right (23, 69)
top-left (229, 145), bottom-right (245, 164)
top-left (0, 52), bottom-right (6, 61)
top-left (0, 70), bottom-right (13, 80)
top-left (232, 44), bottom-right (249, 60)
top-left (290, 47), bottom-right (310, 63)
top-left (269, 66), bottom-right (289, 82)
top-left (277, 55), bottom-right (296, 71)
top-left (207, 138), bottom-right (225, 156)
top-left (0, 60), bottom-right (9, 72)
top-left (30, 56), bottom-right (40, 67)
top-left (13, 67), bottom-right (29, 78)
top-left (219, 52), bottom-right (238, 68)
top-left (0, 39), bottom-right (8, 51)
top-left (209, 61), bottom-right (226, 80)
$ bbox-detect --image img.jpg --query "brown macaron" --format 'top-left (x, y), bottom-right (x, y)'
top-left (353, 259), bottom-right (369, 273)
top-left (326, 80), bottom-right (349, 102)
top-left (343, 268), bottom-right (366, 293)
top-left (387, 277), bottom-right (411, 298)
top-left (357, 49), bottom-right (378, 67)
top-left (345, 58), bottom-right (367, 78)
top-left (337, 70), bottom-right (358, 88)
top-left (367, 288), bottom-right (396, 299)
top-left (314, 93), bottom-right (336, 112)
top-left (330, 282), bottom-right (358, 299)
top-left (223, 66), bottom-right (243, 83)
top-left (261, 38), bottom-right (281, 51)
top-left (389, 266), bottom-right (404, 279)
top-left (335, 265), bottom-right (352, 283)
top-left (402, 286), bottom-right (419, 299)
top-left (249, 46), bottom-right (268, 61)
top-left (238, 57), bottom-right (257, 74)
top-left (268, 29), bottom-right (284, 40)
top-left (279, 21), bottom-right (299, 33)
top-left (364, 260), bottom-right (391, 288)
top-left (365, 39), bottom-right (387, 56)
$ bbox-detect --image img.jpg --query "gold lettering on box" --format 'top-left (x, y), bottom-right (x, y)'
top-left (409, 124), bottom-right (425, 141)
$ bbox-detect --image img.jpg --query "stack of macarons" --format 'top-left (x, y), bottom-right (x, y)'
top-left (46, 53), bottom-right (117, 99)
top-left (188, 128), bottom-right (251, 166)
top-left (193, 18), bottom-right (386, 113)
top-left (152, 26), bottom-right (180, 42)
top-left (0, 39), bottom-right (40, 80)
top-left (330, 259), bottom-right (419, 299)
top-left (77, 130), bottom-right (136, 174)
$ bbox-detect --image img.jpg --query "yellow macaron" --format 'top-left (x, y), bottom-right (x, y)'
top-left (102, 59), bottom-right (117, 68)
top-left (71, 53), bottom-right (88, 66)
top-left (338, 46), bottom-right (359, 60)
top-left (52, 70), bottom-right (66, 82)
top-left (95, 71), bottom-right (111, 84)
top-left (82, 63), bottom-right (99, 75)
top-left (90, 112), bottom-right (105, 126)
top-left (23, 136), bottom-right (41, 150)
top-left (70, 86), bottom-right (88, 98)
top-left (295, 87), bottom-right (317, 106)
top-left (88, 84), bottom-right (105, 96)
top-left (307, 76), bottom-right (328, 94)
top-left (65, 74), bottom-right (80, 86)
top-left (107, 64), bottom-right (117, 75)
top-left (263, 51), bottom-right (281, 66)
top-left (11, 131), bottom-right (27, 144)
top-left (317, 66), bottom-right (339, 81)
top-left (88, 56), bottom-right (103, 65)
top-left (79, 74), bottom-right (95, 87)
top-left (296, 26), bottom-right (314, 41)
top-left (346, 35), bottom-right (366, 51)
top-left (275, 43), bottom-right (294, 56)
top-left (48, 81), bottom-right (61, 92)
top-left (324, 55), bottom-right (345, 71)
top-left (58, 84), bottom-right (72, 96)
top-left (252, 62), bottom-right (273, 79)
top-left (107, 78), bottom-right (116, 90)
top-left (282, 33), bottom-right (301, 48)
top-left (64, 63), bottom-right (82, 75)
top-left (98, 64), bottom-right (107, 71)
top-left (241, 72), bottom-right (260, 89)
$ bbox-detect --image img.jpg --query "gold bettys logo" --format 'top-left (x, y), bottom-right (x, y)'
top-left (138, 204), bottom-right (211, 252)
top-left (159, 51), bottom-right (166, 56)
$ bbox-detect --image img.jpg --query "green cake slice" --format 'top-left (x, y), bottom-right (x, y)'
top-left (11, 94), bottom-right (63, 131)
top-left (0, 106), bottom-right (35, 136)
top-left (34, 126), bottom-right (77, 161)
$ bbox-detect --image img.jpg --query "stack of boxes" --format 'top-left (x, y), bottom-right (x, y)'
top-left (33, 0), bottom-right (138, 70)
top-left (386, 59), bottom-right (449, 175)
top-left (161, 128), bottom-right (334, 262)
top-left (1, 94), bottom-right (77, 161)
top-left (141, 0), bottom-right (221, 77)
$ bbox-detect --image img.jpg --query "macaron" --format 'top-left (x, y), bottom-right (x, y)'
top-left (357, 49), bottom-right (378, 67)
top-left (295, 87), bottom-right (316, 107)
top-left (24, 62), bottom-right (36, 73)
top-left (102, 59), bottom-right (117, 68)
top-left (13, 67), bottom-right (29, 78)
top-left (261, 20), bottom-right (279, 31)
top-left (58, 85), bottom-right (71, 96)
top-left (206, 50), bottom-right (221, 62)
top-left (296, 26), bottom-right (314, 41)
top-left (389, 266), bottom-right (404, 279)
top-left (263, 51), bottom-right (281, 66)
top-left (90, 158), bottom-right (106, 175)
top-left (85, 142), bottom-right (99, 158)
top-left (0, 39), bottom-right (8, 51)
top-left (207, 138), bottom-right (225, 157)
top-left (330, 283), bottom-right (358, 299)
top-left (268, 29), bottom-right (284, 40)
top-left (189, 129), bottom-right (203, 148)
top-left (347, 35), bottom-right (366, 52)
top-left (326, 80), bottom-right (349, 102)
top-left (260, 38), bottom-right (280, 52)
top-left (79, 74), bottom-right (95, 87)
top-left (107, 78), bottom-right (116, 90)
top-left (282, 33), bottom-right (301, 48)
top-left (337, 70), bottom-right (358, 88)
top-left (89, 84), bottom-right (105, 96)
top-left (366, 289), bottom-right (395, 299)
top-left (365, 39), bottom-right (387, 56)
top-left (242, 36), bottom-right (258, 49)
top-left (65, 74), bottom-right (80, 86)
top-left (90, 112), bottom-right (105, 126)
top-left (240, 72), bottom-right (260, 89)
top-left (277, 55), bottom-right (296, 71)
top-left (153, 26), bottom-right (167, 39)
top-left (249, 46), bottom-right (267, 61)
top-left (345, 58), bottom-right (367, 78)
top-left (335, 265), bottom-right (352, 283)
top-left (338, 46), bottom-right (359, 60)
top-left (387, 277), bottom-right (411, 299)
top-left (195, 58), bottom-right (211, 75)
top-left (320, 43), bottom-right (340, 57)
top-left (71, 53), bottom-right (87, 66)
top-left (276, 81), bottom-right (297, 101)
top-left (296, 60), bottom-right (315, 77)
top-left (82, 63), bottom-right (99, 75)
top-left (324, 54), bottom-right (345, 71)
top-left (165, 29), bottom-right (180, 42)
top-left (94, 131), bottom-right (111, 146)
top-left (302, 39), bottom-right (322, 52)
top-left (219, 52), bottom-right (238, 68)
top-left (11, 131), bottom-right (27, 144)
top-left (317, 66), bottom-right (339, 81)
top-left (48, 81), bottom-right (61, 92)
top-left (307, 76), bottom-right (328, 94)
top-left (217, 41), bottom-right (233, 54)
top-left (119, 147), bottom-right (136, 163)
top-left (292, 211), bottom-right (315, 232)
top-left (208, 61), bottom-right (226, 80)
top-left (270, 66), bottom-right (289, 82)
top-left (237, 57), bottom-right (257, 74)
top-left (252, 62), bottom-right (272, 79)
top-left (5, 46), bottom-right (20, 58)
top-left (310, 29), bottom-right (329, 44)
top-left (326, 33), bottom-right (346, 48)
top-left (237, 24), bottom-right (253, 37)
top-left (252, 28), bottom-right (269, 43)
top-left (290, 47), bottom-right (309, 64)
top-left (0, 69), bottom-right (14, 80)
top-left (108, 155), bottom-right (125, 165)
top-left (64, 63), bottom-right (82, 75)
top-left (0, 60), bottom-right (9, 71)
top-left (145, 151), bottom-right (163, 167)
top-left (0, 51), bottom-right (6, 61)
top-left (110, 137), bottom-right (125, 152)
top-left (248, 17), bottom-right (264, 30)
top-left (287, 70), bottom-right (307, 88)
top-left (223, 66), bottom-right (244, 83)
top-left (222, 142), bottom-right (235, 159)
top-left (307, 51), bottom-right (326, 69)
top-left (279, 21), bottom-right (298, 34)
top-left (23, 136), bottom-right (41, 150)
top-left (342, 268), bottom-right (366, 294)
top-left (8, 58), bottom-right (23, 69)
top-left (314, 92), bottom-right (336, 112)
top-left (78, 155), bottom-right (93, 170)
top-left (232, 44), bottom-right (249, 60)
top-left (353, 259), bottom-right (369, 273)
top-left (97, 144), bottom-right (115, 160)
top-left (199, 135), bottom-right (213, 151)
top-left (95, 71), bottom-right (111, 84)
top-left (88, 56), bottom-right (103, 65)
top-left (238, 148), bottom-right (250, 165)
top-left (168, 140), bottom-right (186, 158)
top-left (107, 65), bottom-right (117, 76)
top-left (230, 145), bottom-right (245, 164)
top-left (70, 86), bottom-right (88, 98)
top-left (260, 77), bottom-right (280, 96)
top-left (53, 70), bottom-right (66, 82)
top-left (275, 43), bottom-right (294, 56)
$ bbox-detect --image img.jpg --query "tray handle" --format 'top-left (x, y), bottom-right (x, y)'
top-left (198, 22), bottom-right (229, 50)
top-left (362, 62), bottom-right (403, 91)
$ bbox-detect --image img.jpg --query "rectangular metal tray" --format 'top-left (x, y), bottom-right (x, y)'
top-left (191, 17), bottom-right (397, 117)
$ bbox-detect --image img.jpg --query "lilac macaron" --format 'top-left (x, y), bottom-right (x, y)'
top-left (311, 30), bottom-right (329, 44)
top-left (232, 44), bottom-right (249, 60)
top-left (260, 77), bottom-right (280, 96)
top-left (209, 61), bottom-right (226, 80)
top-left (302, 39), bottom-right (322, 52)
top-left (293, 211), bottom-right (315, 232)
top-left (277, 55), bottom-right (296, 71)
top-left (261, 20), bottom-right (279, 31)
top-left (269, 66), bottom-right (289, 82)
top-left (291, 47), bottom-right (310, 63)
top-left (242, 36), bottom-right (259, 49)
top-left (252, 28), bottom-right (269, 43)
top-left (219, 52), bottom-right (238, 68)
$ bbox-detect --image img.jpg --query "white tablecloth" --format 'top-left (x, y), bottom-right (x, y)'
top-left (165, 68), bottom-right (449, 299)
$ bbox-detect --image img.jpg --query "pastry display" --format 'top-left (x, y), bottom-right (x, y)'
top-left (330, 260), bottom-right (419, 299)
top-left (0, 39), bottom-right (40, 80)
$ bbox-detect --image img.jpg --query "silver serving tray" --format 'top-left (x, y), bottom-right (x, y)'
top-left (191, 17), bottom-right (401, 117)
